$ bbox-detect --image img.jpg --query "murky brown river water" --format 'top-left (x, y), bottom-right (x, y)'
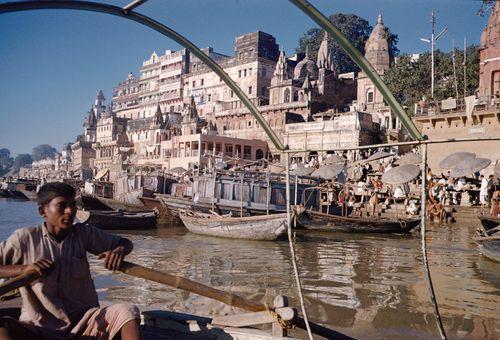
top-left (1, 199), bottom-right (499, 339)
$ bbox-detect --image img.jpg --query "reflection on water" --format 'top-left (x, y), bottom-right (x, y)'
top-left (1, 199), bottom-right (499, 339)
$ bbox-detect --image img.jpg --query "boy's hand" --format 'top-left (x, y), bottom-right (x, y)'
top-left (23, 259), bottom-right (53, 277)
top-left (98, 246), bottom-right (126, 271)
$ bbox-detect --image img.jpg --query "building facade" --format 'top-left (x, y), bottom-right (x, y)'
top-left (479, 1), bottom-right (500, 98)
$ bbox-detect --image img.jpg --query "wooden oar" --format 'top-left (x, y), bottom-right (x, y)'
top-left (0, 262), bottom-right (353, 339)
top-left (119, 261), bottom-right (354, 339)
top-left (0, 271), bottom-right (40, 297)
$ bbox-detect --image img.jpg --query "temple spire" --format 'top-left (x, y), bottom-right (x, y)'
top-left (317, 30), bottom-right (334, 71)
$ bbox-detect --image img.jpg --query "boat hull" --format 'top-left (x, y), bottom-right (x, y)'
top-left (78, 210), bottom-right (157, 230)
top-left (477, 215), bottom-right (500, 231)
top-left (475, 237), bottom-right (500, 262)
top-left (139, 196), bottom-right (180, 223)
top-left (179, 212), bottom-right (287, 241)
top-left (298, 210), bottom-right (420, 233)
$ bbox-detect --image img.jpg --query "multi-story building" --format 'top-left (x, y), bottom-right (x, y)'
top-left (93, 106), bottom-right (131, 180)
top-left (183, 32), bottom-right (280, 120)
top-left (479, 2), bottom-right (500, 98)
top-left (138, 51), bottom-right (162, 119)
top-left (159, 49), bottom-right (189, 113)
top-left (112, 73), bottom-right (140, 119)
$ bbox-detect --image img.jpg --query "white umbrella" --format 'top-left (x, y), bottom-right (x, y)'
top-left (323, 154), bottom-right (346, 164)
top-left (382, 164), bottom-right (420, 185)
top-left (439, 152), bottom-right (475, 169)
top-left (311, 164), bottom-right (344, 179)
top-left (290, 164), bottom-right (314, 176)
top-left (366, 151), bottom-right (392, 162)
top-left (449, 158), bottom-right (491, 178)
top-left (396, 153), bottom-right (421, 165)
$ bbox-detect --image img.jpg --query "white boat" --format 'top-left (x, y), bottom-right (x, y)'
top-left (179, 211), bottom-right (288, 241)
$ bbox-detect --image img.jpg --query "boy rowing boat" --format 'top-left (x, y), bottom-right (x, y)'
top-left (0, 182), bottom-right (141, 339)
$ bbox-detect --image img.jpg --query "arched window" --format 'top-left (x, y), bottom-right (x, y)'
top-left (255, 149), bottom-right (264, 159)
top-left (366, 89), bottom-right (374, 103)
top-left (269, 119), bottom-right (275, 127)
top-left (284, 88), bottom-right (290, 103)
top-left (293, 91), bottom-right (299, 102)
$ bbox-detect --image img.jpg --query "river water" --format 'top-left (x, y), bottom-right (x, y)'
top-left (0, 198), bottom-right (499, 339)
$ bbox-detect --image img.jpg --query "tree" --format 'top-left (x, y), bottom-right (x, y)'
top-left (0, 148), bottom-right (13, 170)
top-left (12, 154), bottom-right (32, 172)
top-left (296, 13), bottom-right (399, 74)
top-left (383, 45), bottom-right (480, 115)
top-left (32, 144), bottom-right (57, 162)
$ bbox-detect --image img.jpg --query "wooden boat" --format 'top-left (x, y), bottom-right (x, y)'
top-left (97, 196), bottom-right (148, 212)
top-left (139, 196), bottom-right (180, 223)
top-left (77, 194), bottom-right (114, 211)
top-left (19, 189), bottom-right (37, 201)
top-left (477, 214), bottom-right (500, 231)
top-left (179, 211), bottom-right (287, 240)
top-left (296, 208), bottom-right (420, 233)
top-left (76, 210), bottom-right (157, 230)
top-left (474, 228), bottom-right (500, 262)
top-left (0, 304), bottom-right (299, 339)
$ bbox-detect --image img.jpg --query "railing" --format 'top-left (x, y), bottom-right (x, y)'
top-left (414, 95), bottom-right (500, 117)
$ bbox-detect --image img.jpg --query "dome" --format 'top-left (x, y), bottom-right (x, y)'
top-left (293, 50), bottom-right (318, 80)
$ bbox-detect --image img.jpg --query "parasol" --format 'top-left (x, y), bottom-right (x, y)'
top-left (168, 167), bottom-right (187, 174)
top-left (396, 153), bottom-right (421, 165)
top-left (323, 154), bottom-right (346, 164)
top-left (439, 152), bottom-right (475, 169)
top-left (268, 163), bottom-right (285, 174)
top-left (381, 164), bottom-right (421, 185)
top-left (366, 151), bottom-right (392, 162)
top-left (449, 158), bottom-right (491, 178)
top-left (311, 164), bottom-right (344, 179)
top-left (290, 164), bottom-right (314, 176)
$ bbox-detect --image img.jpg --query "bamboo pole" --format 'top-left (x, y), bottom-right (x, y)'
top-left (420, 144), bottom-right (448, 340)
top-left (266, 170), bottom-right (270, 215)
top-left (284, 153), bottom-right (313, 340)
top-left (240, 173), bottom-right (244, 217)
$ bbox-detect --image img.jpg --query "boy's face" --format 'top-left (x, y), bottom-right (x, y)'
top-left (39, 195), bottom-right (77, 229)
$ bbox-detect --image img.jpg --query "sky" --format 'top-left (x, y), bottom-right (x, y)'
top-left (0, 0), bottom-right (491, 156)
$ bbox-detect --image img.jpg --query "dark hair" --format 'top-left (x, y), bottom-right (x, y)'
top-left (37, 182), bottom-right (76, 206)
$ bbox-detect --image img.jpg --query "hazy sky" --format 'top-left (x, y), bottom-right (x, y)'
top-left (0, 0), bottom-right (490, 156)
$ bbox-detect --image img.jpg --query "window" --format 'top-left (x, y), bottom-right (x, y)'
top-left (192, 81), bottom-right (196, 87)
top-left (243, 145), bottom-right (252, 160)
top-left (208, 94), bottom-right (212, 102)
top-left (244, 69), bottom-right (247, 77)
top-left (249, 68), bottom-right (252, 76)
top-left (238, 70), bottom-right (242, 78)
top-left (230, 90), bottom-right (234, 98)
top-left (248, 86), bottom-right (252, 95)
top-left (201, 79), bottom-right (204, 86)
top-left (367, 90), bottom-right (374, 103)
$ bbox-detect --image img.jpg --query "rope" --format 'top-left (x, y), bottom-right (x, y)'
top-left (265, 303), bottom-right (295, 330)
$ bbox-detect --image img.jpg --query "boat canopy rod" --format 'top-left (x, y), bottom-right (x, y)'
top-left (0, 0), bottom-right (286, 151)
top-left (289, 0), bottom-right (423, 141)
top-left (123, 0), bottom-right (149, 13)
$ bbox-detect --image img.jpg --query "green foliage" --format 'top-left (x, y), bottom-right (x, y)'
top-left (0, 148), bottom-right (13, 171)
top-left (13, 154), bottom-right (32, 172)
top-left (384, 45), bottom-right (480, 114)
top-left (32, 144), bottom-right (57, 162)
top-left (296, 13), bottom-right (399, 74)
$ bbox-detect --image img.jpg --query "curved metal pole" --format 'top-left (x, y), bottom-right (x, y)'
top-left (289, 0), bottom-right (423, 141)
top-left (0, 0), bottom-right (285, 151)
